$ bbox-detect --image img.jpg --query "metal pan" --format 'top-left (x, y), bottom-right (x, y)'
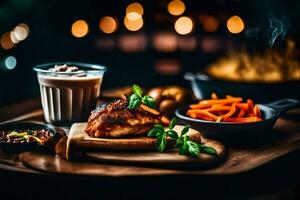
top-left (175, 99), bottom-right (300, 138)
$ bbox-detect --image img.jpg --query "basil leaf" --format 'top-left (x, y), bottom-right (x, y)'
top-left (156, 132), bottom-right (167, 152)
top-left (148, 127), bottom-right (163, 137)
top-left (142, 95), bottom-right (156, 108)
top-left (133, 84), bottom-right (143, 98)
top-left (169, 117), bottom-right (177, 130)
top-left (186, 140), bottom-right (200, 158)
top-left (178, 141), bottom-right (188, 155)
top-left (181, 125), bottom-right (190, 136)
top-left (199, 144), bottom-right (217, 155)
top-left (168, 130), bottom-right (178, 140)
top-left (128, 93), bottom-right (141, 109)
top-left (153, 124), bottom-right (164, 131)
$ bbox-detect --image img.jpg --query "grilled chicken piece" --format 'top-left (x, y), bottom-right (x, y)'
top-left (85, 99), bottom-right (162, 138)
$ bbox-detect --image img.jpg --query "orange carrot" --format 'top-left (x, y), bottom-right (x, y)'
top-left (222, 103), bottom-right (237, 119)
top-left (206, 105), bottom-right (231, 112)
top-left (199, 98), bottom-right (243, 106)
top-left (223, 117), bottom-right (262, 123)
top-left (237, 109), bottom-right (246, 117)
top-left (253, 105), bottom-right (262, 118)
top-left (186, 93), bottom-right (263, 123)
top-left (186, 109), bottom-right (218, 120)
top-left (247, 99), bottom-right (254, 114)
top-left (236, 103), bottom-right (249, 111)
top-left (211, 92), bottom-right (218, 99)
top-left (190, 104), bottom-right (211, 109)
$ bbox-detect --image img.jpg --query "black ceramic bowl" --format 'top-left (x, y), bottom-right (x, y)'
top-left (0, 121), bottom-right (58, 153)
top-left (185, 72), bottom-right (300, 103)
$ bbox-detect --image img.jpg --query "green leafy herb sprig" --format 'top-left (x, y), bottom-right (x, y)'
top-left (127, 84), bottom-right (156, 109)
top-left (148, 118), bottom-right (217, 158)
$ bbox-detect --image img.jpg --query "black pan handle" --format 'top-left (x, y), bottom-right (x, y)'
top-left (264, 99), bottom-right (300, 115)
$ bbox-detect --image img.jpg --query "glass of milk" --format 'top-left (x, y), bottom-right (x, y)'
top-left (34, 62), bottom-right (107, 125)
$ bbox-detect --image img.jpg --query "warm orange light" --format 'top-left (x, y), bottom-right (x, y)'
top-left (174, 16), bottom-right (193, 35)
top-left (199, 14), bottom-right (219, 32)
top-left (126, 2), bottom-right (144, 16)
top-left (99, 16), bottom-right (118, 34)
top-left (124, 15), bottom-right (143, 32)
top-left (227, 15), bottom-right (244, 34)
top-left (71, 20), bottom-right (89, 38)
top-left (168, 0), bottom-right (185, 16)
top-left (0, 32), bottom-right (15, 50)
top-left (153, 32), bottom-right (177, 52)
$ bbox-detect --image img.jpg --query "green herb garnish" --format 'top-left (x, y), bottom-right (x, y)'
top-left (148, 118), bottom-right (217, 158)
top-left (128, 84), bottom-right (156, 109)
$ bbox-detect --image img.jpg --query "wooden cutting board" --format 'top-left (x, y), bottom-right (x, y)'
top-left (66, 123), bottom-right (226, 168)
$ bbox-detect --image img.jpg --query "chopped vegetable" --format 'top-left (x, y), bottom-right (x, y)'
top-left (186, 93), bottom-right (263, 123)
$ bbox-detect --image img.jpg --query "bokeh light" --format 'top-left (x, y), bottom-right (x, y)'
top-left (178, 36), bottom-right (197, 51)
top-left (124, 15), bottom-right (143, 32)
top-left (0, 32), bottom-right (15, 50)
top-left (99, 16), bottom-right (118, 34)
top-left (71, 20), bottom-right (89, 38)
top-left (199, 14), bottom-right (219, 32)
top-left (12, 23), bottom-right (30, 42)
top-left (174, 16), bottom-right (193, 35)
top-left (118, 34), bottom-right (147, 52)
top-left (227, 15), bottom-right (244, 34)
top-left (126, 2), bottom-right (144, 16)
top-left (153, 32), bottom-right (177, 52)
top-left (4, 56), bottom-right (17, 70)
top-left (168, 0), bottom-right (185, 16)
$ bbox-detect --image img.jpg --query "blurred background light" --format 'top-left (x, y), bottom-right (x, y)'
top-left (0, 32), bottom-right (15, 50)
top-left (71, 20), bottom-right (89, 38)
top-left (168, 0), bottom-right (185, 16)
top-left (155, 59), bottom-right (182, 75)
top-left (4, 56), bottom-right (17, 70)
top-left (124, 15), bottom-right (143, 32)
top-left (153, 32), bottom-right (177, 52)
top-left (200, 36), bottom-right (220, 53)
top-left (12, 23), bottom-right (30, 41)
top-left (227, 15), bottom-right (244, 34)
top-left (118, 34), bottom-right (147, 52)
top-left (99, 16), bottom-right (118, 34)
top-left (126, 2), bottom-right (144, 16)
top-left (199, 14), bottom-right (219, 32)
top-left (174, 16), bottom-right (193, 35)
top-left (178, 36), bottom-right (197, 51)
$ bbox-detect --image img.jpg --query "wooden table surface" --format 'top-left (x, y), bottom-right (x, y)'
top-left (1, 97), bottom-right (300, 199)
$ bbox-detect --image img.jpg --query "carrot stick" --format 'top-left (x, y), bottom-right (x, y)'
top-left (139, 104), bottom-right (160, 115)
top-left (186, 109), bottom-right (218, 120)
top-left (216, 116), bottom-right (222, 122)
top-left (190, 104), bottom-right (211, 109)
top-left (205, 105), bottom-right (231, 112)
top-left (223, 117), bottom-right (262, 123)
top-left (211, 92), bottom-right (218, 99)
top-left (237, 109), bottom-right (246, 117)
top-left (162, 116), bottom-right (170, 125)
top-left (236, 103), bottom-right (248, 111)
top-left (199, 98), bottom-right (242, 106)
top-left (253, 105), bottom-right (262, 118)
top-left (222, 103), bottom-right (237, 119)
top-left (247, 99), bottom-right (254, 114)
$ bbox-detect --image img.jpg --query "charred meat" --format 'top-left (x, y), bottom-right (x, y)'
top-left (85, 99), bottom-right (162, 138)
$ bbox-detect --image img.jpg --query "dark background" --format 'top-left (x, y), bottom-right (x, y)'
top-left (0, 0), bottom-right (299, 106)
